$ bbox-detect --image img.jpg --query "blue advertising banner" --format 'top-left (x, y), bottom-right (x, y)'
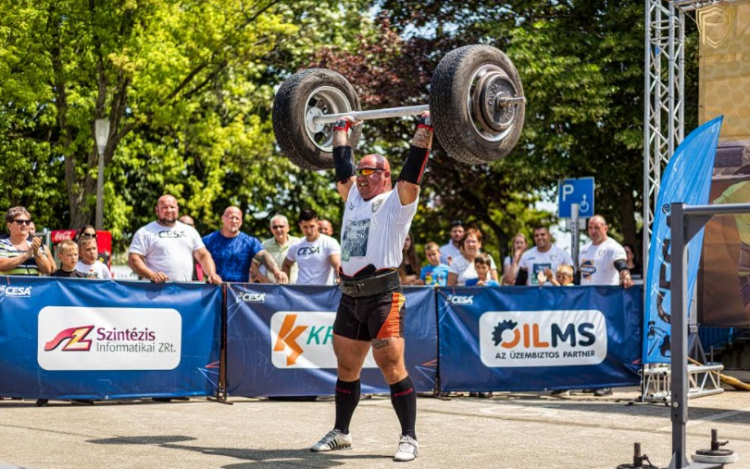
top-left (438, 286), bottom-right (643, 392)
top-left (0, 277), bottom-right (221, 399)
top-left (644, 116), bottom-right (723, 363)
top-left (226, 284), bottom-right (437, 396)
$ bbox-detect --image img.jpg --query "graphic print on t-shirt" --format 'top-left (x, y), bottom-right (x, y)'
top-left (297, 246), bottom-right (321, 256)
top-left (158, 230), bottom-right (186, 239)
top-left (580, 259), bottom-right (596, 279)
top-left (341, 219), bottom-right (370, 261)
top-left (531, 263), bottom-right (552, 285)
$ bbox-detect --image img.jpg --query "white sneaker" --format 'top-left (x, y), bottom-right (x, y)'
top-left (310, 429), bottom-right (352, 452)
top-left (393, 435), bottom-right (419, 462)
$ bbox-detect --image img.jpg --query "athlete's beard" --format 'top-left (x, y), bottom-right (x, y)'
top-left (158, 215), bottom-right (176, 226)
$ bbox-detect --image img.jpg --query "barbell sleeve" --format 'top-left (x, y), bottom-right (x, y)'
top-left (311, 105), bottom-right (430, 125)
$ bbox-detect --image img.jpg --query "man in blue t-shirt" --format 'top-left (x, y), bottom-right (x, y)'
top-left (419, 242), bottom-right (450, 286)
top-left (203, 206), bottom-right (288, 283)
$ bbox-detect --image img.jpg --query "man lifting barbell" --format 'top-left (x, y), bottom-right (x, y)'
top-left (308, 112), bottom-right (433, 462)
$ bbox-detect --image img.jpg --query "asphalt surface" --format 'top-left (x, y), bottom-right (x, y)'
top-left (1, 387), bottom-right (749, 469)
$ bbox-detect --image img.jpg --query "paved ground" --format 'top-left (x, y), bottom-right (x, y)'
top-left (1, 387), bottom-right (749, 469)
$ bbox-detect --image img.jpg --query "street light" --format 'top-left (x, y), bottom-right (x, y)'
top-left (94, 118), bottom-right (110, 230)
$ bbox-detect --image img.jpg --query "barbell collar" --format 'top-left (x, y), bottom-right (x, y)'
top-left (496, 96), bottom-right (527, 108)
top-left (311, 104), bottom-right (430, 125)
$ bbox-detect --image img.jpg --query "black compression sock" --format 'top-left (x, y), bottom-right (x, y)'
top-left (390, 376), bottom-right (417, 439)
top-left (334, 379), bottom-right (360, 434)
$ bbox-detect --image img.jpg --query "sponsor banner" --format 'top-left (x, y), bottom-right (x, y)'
top-left (644, 117), bottom-right (722, 363)
top-left (226, 284), bottom-right (437, 396)
top-left (270, 311), bottom-right (377, 369)
top-left (439, 286), bottom-right (642, 392)
top-left (478, 310), bottom-right (607, 368)
top-left (0, 276), bottom-right (221, 399)
top-left (38, 307), bottom-right (182, 371)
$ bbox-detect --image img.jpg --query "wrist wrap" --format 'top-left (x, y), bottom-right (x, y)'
top-left (333, 146), bottom-right (355, 183)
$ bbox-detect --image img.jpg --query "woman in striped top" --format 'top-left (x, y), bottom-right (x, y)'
top-left (0, 206), bottom-right (53, 276)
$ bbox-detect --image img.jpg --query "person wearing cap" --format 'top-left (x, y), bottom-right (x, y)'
top-left (440, 220), bottom-right (465, 265)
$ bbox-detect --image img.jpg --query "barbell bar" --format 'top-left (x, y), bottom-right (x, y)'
top-left (311, 97), bottom-right (526, 126)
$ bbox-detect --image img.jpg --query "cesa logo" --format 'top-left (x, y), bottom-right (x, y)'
top-left (479, 310), bottom-right (607, 368)
top-left (446, 294), bottom-right (473, 305)
top-left (44, 325), bottom-right (95, 352)
top-left (270, 311), bottom-right (376, 369)
top-left (0, 285), bottom-right (32, 299)
top-left (239, 292), bottom-right (266, 303)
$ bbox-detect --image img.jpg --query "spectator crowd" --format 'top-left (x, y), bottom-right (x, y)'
top-left (0, 202), bottom-right (640, 291)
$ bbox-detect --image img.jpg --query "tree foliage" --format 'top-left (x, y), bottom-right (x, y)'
top-left (0, 0), bottom-right (369, 249)
top-left (350, 0), bottom-right (651, 252)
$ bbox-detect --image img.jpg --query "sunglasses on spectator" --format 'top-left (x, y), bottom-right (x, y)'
top-left (81, 233), bottom-right (97, 238)
top-left (13, 219), bottom-right (32, 225)
top-left (355, 167), bottom-right (384, 177)
top-left (272, 225), bottom-right (287, 229)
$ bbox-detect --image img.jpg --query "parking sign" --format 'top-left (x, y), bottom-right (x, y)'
top-left (558, 178), bottom-right (595, 218)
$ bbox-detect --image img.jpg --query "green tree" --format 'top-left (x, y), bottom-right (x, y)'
top-left (371, 0), bottom-right (650, 249)
top-left (0, 0), bottom-right (373, 249)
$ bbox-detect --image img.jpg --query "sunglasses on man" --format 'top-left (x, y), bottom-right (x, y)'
top-left (355, 167), bottom-right (384, 177)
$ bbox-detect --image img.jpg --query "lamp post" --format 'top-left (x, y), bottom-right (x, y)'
top-left (94, 118), bottom-right (110, 230)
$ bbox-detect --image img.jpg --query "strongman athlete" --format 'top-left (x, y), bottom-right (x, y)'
top-left (310, 112), bottom-right (432, 462)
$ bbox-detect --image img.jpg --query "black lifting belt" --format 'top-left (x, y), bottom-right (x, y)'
top-left (339, 269), bottom-right (401, 298)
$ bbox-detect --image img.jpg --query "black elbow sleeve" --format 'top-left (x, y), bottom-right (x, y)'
top-left (398, 146), bottom-right (430, 185)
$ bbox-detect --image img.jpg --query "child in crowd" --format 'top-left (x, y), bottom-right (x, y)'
top-left (418, 242), bottom-right (450, 286)
top-left (52, 240), bottom-right (86, 278)
top-left (465, 253), bottom-right (500, 287)
top-left (544, 264), bottom-right (575, 286)
top-left (76, 237), bottom-right (112, 279)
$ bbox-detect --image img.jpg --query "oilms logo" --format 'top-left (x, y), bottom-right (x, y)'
top-left (270, 312), bottom-right (376, 369)
top-left (479, 310), bottom-right (607, 367)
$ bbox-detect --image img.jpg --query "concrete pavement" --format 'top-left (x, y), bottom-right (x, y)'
top-left (1, 387), bottom-right (749, 469)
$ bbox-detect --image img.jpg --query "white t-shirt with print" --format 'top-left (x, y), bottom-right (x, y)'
top-left (578, 237), bottom-right (627, 286)
top-left (449, 254), bottom-right (498, 286)
top-left (75, 260), bottom-right (112, 279)
top-left (128, 221), bottom-right (204, 282)
top-left (518, 245), bottom-right (573, 285)
top-left (340, 186), bottom-right (417, 276)
top-left (286, 234), bottom-right (341, 285)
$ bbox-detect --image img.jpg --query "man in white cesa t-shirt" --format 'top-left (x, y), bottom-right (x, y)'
top-left (127, 194), bottom-right (222, 284)
top-left (578, 215), bottom-right (633, 288)
top-left (577, 214), bottom-right (633, 398)
top-left (282, 209), bottom-right (341, 285)
top-left (515, 226), bottom-right (573, 286)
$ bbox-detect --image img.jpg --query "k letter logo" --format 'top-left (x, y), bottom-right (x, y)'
top-left (272, 315), bottom-right (307, 366)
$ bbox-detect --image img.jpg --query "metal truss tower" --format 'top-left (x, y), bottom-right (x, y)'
top-left (643, 0), bottom-right (685, 271)
top-left (643, 0), bottom-right (738, 268)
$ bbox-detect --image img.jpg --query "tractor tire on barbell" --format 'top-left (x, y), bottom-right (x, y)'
top-left (430, 45), bottom-right (525, 164)
top-left (273, 69), bottom-right (362, 170)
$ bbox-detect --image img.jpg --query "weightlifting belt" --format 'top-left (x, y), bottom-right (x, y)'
top-left (339, 269), bottom-right (401, 298)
